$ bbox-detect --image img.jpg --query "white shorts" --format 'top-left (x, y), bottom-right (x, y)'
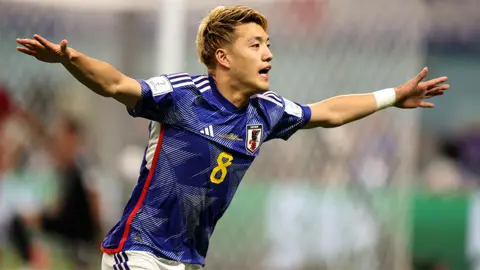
top-left (101, 251), bottom-right (203, 270)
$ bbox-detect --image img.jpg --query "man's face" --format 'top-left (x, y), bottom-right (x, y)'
top-left (49, 119), bottom-right (78, 163)
top-left (226, 23), bottom-right (273, 92)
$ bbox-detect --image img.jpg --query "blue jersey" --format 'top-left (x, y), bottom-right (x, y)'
top-left (101, 73), bottom-right (311, 265)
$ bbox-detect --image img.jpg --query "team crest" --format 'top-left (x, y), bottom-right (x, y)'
top-left (246, 124), bottom-right (263, 154)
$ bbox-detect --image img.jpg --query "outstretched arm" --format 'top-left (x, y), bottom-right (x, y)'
top-left (303, 67), bottom-right (450, 129)
top-left (16, 34), bottom-right (141, 108)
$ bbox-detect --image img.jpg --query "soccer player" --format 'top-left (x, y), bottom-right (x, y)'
top-left (15, 5), bottom-right (449, 270)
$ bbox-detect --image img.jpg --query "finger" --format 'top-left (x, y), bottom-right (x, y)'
top-left (425, 76), bottom-right (448, 87)
top-left (427, 84), bottom-right (450, 92)
top-left (419, 101), bottom-right (435, 108)
top-left (414, 67), bottom-right (428, 83)
top-left (22, 43), bottom-right (37, 50)
top-left (60, 39), bottom-right (68, 54)
top-left (16, 39), bottom-right (39, 51)
top-left (16, 38), bottom-right (44, 49)
top-left (424, 90), bottom-right (444, 99)
top-left (33, 34), bottom-right (55, 50)
top-left (16, 47), bottom-right (37, 56)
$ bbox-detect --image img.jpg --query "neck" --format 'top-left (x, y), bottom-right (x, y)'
top-left (210, 72), bottom-right (252, 108)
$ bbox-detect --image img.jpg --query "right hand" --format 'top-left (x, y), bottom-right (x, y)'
top-left (393, 67), bottom-right (449, 109)
top-left (16, 34), bottom-right (71, 63)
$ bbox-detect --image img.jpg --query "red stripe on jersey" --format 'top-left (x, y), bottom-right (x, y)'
top-left (101, 125), bottom-right (165, 254)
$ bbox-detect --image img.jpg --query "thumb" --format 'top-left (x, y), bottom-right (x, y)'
top-left (414, 67), bottom-right (428, 83)
top-left (60, 40), bottom-right (68, 54)
top-left (419, 101), bottom-right (434, 108)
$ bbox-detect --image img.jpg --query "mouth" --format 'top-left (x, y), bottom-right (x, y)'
top-left (258, 66), bottom-right (271, 80)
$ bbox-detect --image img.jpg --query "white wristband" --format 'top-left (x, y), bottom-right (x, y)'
top-left (373, 88), bottom-right (396, 110)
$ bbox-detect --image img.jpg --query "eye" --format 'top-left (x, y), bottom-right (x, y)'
top-left (267, 44), bottom-right (271, 48)
top-left (251, 43), bottom-right (260, 48)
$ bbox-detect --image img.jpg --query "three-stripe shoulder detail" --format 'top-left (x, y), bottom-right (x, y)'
top-left (192, 75), bottom-right (211, 92)
top-left (166, 73), bottom-right (212, 93)
top-left (252, 91), bottom-right (284, 107)
top-left (166, 73), bottom-right (195, 89)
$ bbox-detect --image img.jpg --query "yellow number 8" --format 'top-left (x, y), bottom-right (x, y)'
top-left (210, 152), bottom-right (233, 184)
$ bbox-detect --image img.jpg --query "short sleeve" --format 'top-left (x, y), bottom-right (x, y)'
top-left (127, 76), bottom-right (175, 121)
top-left (267, 97), bottom-right (311, 141)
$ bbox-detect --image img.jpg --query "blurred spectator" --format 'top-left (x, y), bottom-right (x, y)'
top-left (0, 85), bottom-right (18, 265)
top-left (421, 154), bottom-right (464, 192)
top-left (10, 112), bottom-right (101, 270)
top-left (0, 85), bottom-right (13, 173)
top-left (441, 125), bottom-right (480, 182)
top-left (0, 113), bottom-right (48, 269)
top-left (412, 259), bottom-right (450, 270)
top-left (0, 85), bottom-right (12, 120)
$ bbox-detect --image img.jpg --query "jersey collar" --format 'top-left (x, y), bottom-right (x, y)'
top-left (208, 74), bottom-right (248, 114)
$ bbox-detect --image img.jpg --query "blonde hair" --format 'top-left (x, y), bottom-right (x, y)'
top-left (196, 5), bottom-right (268, 69)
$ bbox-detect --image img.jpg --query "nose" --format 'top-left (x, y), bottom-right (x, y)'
top-left (263, 47), bottom-right (273, 62)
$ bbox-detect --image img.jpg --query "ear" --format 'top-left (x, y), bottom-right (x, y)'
top-left (215, 48), bottom-right (230, 69)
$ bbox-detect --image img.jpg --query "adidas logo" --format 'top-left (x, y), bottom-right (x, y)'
top-left (200, 125), bottom-right (215, 137)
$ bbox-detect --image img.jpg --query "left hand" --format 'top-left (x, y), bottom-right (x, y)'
top-left (394, 67), bottom-right (449, 109)
top-left (16, 34), bottom-right (71, 64)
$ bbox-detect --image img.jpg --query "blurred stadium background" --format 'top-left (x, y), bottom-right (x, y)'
top-left (1, 0), bottom-right (480, 269)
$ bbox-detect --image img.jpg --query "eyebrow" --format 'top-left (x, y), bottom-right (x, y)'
top-left (249, 36), bottom-right (270, 43)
